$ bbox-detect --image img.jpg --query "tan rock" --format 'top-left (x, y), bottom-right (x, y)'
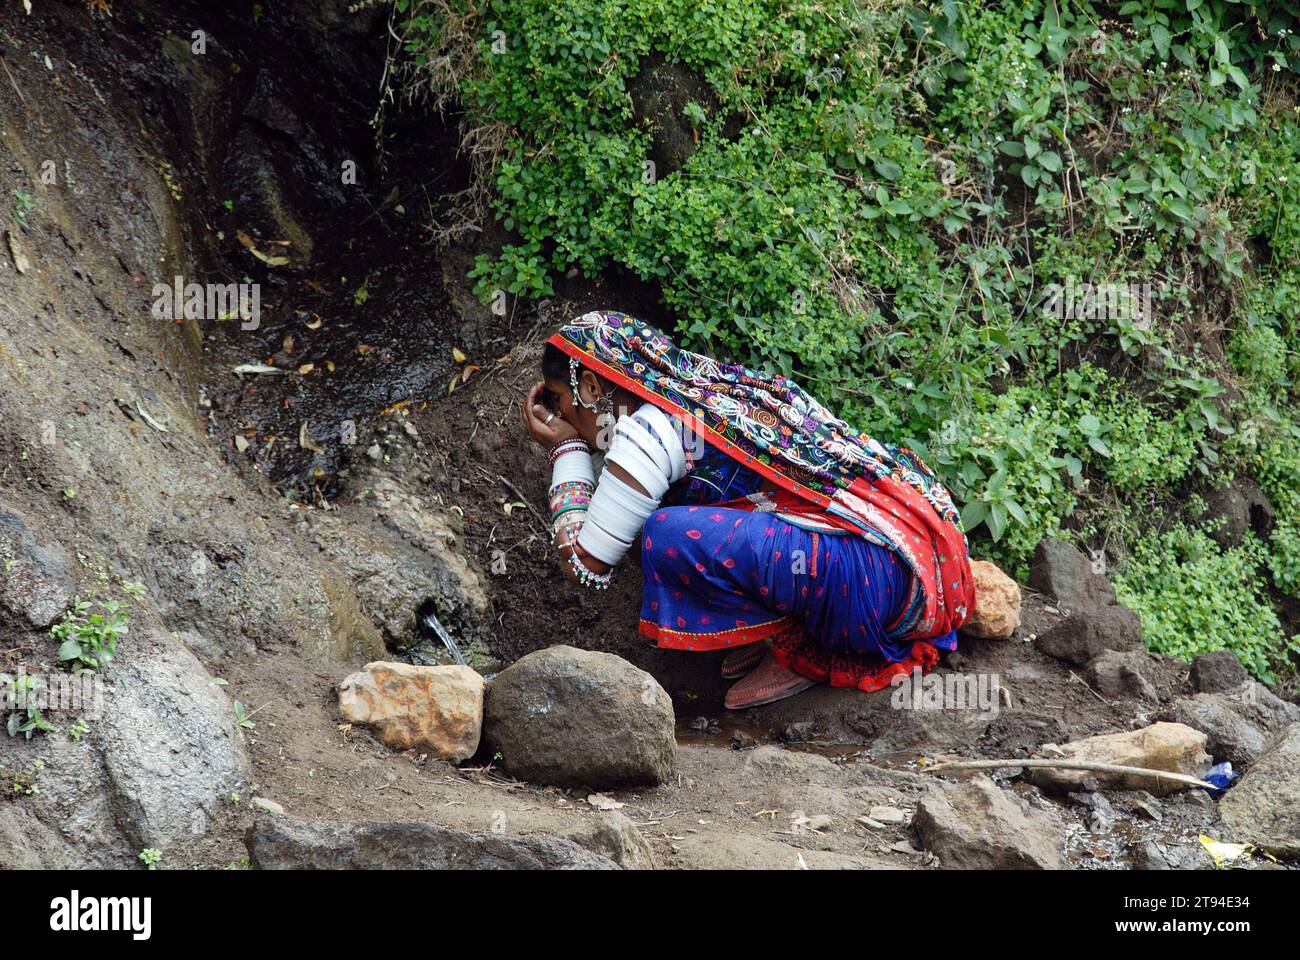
top-left (1026, 721), bottom-right (1210, 796)
top-left (963, 559), bottom-right (1021, 639)
top-left (339, 662), bottom-right (484, 761)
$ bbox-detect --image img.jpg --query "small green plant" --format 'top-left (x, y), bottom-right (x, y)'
top-left (51, 598), bottom-right (129, 674)
top-left (232, 700), bottom-right (261, 730)
top-left (138, 848), bottom-right (162, 870)
top-left (6, 759), bottom-right (45, 797)
top-left (66, 718), bottom-right (90, 742)
top-left (2, 673), bottom-right (58, 740)
top-left (10, 190), bottom-right (34, 228)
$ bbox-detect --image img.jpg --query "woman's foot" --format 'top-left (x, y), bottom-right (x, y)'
top-left (720, 643), bottom-right (766, 679)
top-left (724, 653), bottom-right (816, 709)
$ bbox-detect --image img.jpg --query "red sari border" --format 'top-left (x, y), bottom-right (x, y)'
top-left (638, 614), bottom-right (794, 650)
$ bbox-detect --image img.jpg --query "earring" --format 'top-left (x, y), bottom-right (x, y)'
top-left (596, 397), bottom-right (616, 434)
top-left (571, 356), bottom-right (612, 419)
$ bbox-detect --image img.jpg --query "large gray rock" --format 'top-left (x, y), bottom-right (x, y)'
top-left (0, 505), bottom-right (75, 629)
top-left (1028, 538), bottom-right (1118, 609)
top-left (1161, 679), bottom-right (1299, 770)
top-left (245, 815), bottom-right (618, 869)
top-left (914, 776), bottom-right (1065, 869)
top-left (97, 634), bottom-right (250, 851)
top-left (0, 629), bottom-right (249, 867)
top-left (1219, 724), bottom-right (1300, 857)
top-left (1162, 694), bottom-right (1270, 768)
top-left (1029, 539), bottom-right (1143, 665)
top-left (484, 645), bottom-right (675, 789)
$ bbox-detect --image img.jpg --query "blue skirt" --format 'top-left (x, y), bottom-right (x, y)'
top-left (638, 505), bottom-right (958, 662)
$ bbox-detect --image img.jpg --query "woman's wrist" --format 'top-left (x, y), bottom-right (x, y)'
top-left (547, 437), bottom-right (589, 466)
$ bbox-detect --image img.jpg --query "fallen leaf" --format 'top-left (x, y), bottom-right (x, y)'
top-left (298, 421), bottom-right (324, 454)
top-left (233, 435), bottom-right (249, 452)
top-left (452, 346), bottom-right (468, 364)
top-left (297, 363), bottom-right (314, 375)
top-left (232, 363), bottom-right (288, 376)
top-left (6, 232), bottom-right (30, 274)
top-left (235, 230), bottom-right (290, 266)
top-left (461, 364), bottom-right (480, 383)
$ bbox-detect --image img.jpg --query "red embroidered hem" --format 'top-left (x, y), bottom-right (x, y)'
top-left (767, 624), bottom-right (941, 693)
top-left (639, 615), bottom-right (793, 651)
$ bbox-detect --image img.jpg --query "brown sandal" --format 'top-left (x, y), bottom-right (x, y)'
top-left (720, 643), bottom-right (766, 679)
top-left (724, 652), bottom-right (817, 709)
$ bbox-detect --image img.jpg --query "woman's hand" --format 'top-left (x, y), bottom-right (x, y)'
top-left (521, 381), bottom-right (578, 448)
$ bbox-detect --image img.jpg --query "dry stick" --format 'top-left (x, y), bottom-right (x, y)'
top-left (496, 474), bottom-right (550, 535)
top-left (923, 758), bottom-right (1214, 790)
top-left (1069, 669), bottom-right (1113, 706)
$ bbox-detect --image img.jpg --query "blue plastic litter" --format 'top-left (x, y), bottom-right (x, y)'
top-left (1200, 761), bottom-right (1237, 795)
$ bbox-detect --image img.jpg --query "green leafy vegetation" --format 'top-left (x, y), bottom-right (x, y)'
top-left (51, 598), bottom-right (129, 675)
top-left (138, 848), bottom-right (162, 870)
top-left (4, 759), bottom-right (45, 798)
top-left (2, 673), bottom-right (58, 740)
top-left (392, 0), bottom-right (1300, 680)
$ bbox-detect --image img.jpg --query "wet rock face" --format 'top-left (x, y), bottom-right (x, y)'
top-left (245, 815), bottom-right (619, 869)
top-left (338, 662), bottom-right (484, 761)
top-left (0, 505), bottom-right (75, 629)
top-left (484, 645), bottom-right (676, 789)
top-left (1028, 539), bottom-right (1143, 666)
top-left (0, 630), bottom-right (249, 868)
top-left (308, 429), bottom-right (491, 658)
top-left (962, 559), bottom-right (1021, 640)
top-left (914, 776), bottom-right (1065, 869)
top-left (1218, 724), bottom-right (1300, 857)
